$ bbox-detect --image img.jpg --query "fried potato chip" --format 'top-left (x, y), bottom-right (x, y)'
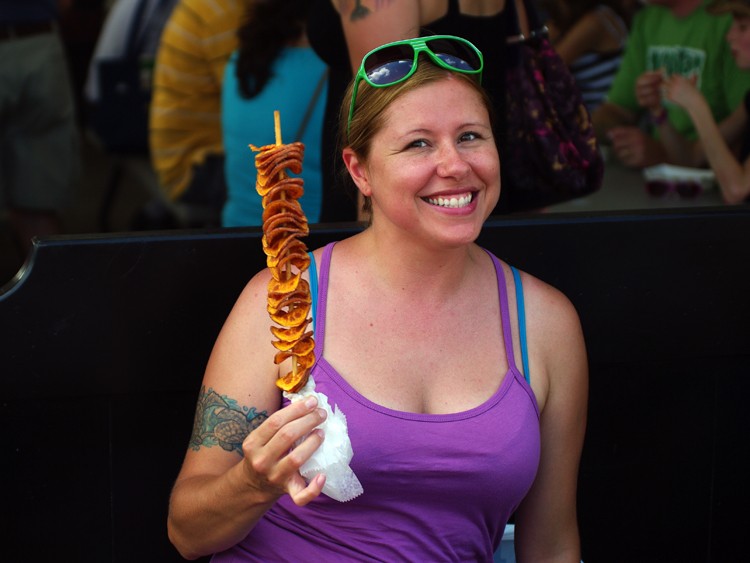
top-left (266, 239), bottom-right (307, 268)
top-left (274, 341), bottom-right (315, 367)
top-left (254, 135), bottom-right (313, 392)
top-left (267, 270), bottom-right (305, 294)
top-left (268, 300), bottom-right (310, 327)
top-left (271, 318), bottom-right (311, 343)
top-left (276, 368), bottom-right (309, 393)
top-left (262, 198), bottom-right (304, 223)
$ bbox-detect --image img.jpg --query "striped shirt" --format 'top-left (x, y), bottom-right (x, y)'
top-left (570, 5), bottom-right (628, 114)
top-left (571, 49), bottom-right (624, 114)
top-left (149, 0), bottom-right (242, 200)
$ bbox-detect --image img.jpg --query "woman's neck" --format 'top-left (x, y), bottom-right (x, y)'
top-left (290, 30), bottom-right (310, 48)
top-left (351, 228), bottom-right (483, 302)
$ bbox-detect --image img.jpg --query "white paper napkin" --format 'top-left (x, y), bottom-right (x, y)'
top-left (284, 377), bottom-right (364, 502)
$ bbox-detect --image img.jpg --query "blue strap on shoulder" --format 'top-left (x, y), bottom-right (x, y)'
top-left (308, 252), bottom-right (318, 323)
top-left (510, 266), bottom-right (530, 384)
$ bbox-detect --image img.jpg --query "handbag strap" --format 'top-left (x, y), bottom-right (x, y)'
top-left (505, 0), bottom-right (546, 41)
top-left (293, 68), bottom-right (329, 142)
top-left (127, 0), bottom-right (176, 58)
top-left (125, 0), bottom-right (149, 58)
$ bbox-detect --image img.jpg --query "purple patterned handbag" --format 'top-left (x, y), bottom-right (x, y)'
top-left (504, 0), bottom-right (604, 211)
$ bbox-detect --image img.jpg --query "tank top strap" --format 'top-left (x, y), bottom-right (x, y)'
top-left (314, 244), bottom-right (517, 372)
top-left (312, 241), bottom-right (336, 356)
top-left (486, 250), bottom-right (518, 372)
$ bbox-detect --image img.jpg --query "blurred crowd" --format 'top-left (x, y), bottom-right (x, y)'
top-left (3, 0), bottom-right (750, 284)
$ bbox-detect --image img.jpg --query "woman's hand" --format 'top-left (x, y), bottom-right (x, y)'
top-left (661, 74), bottom-right (702, 111)
top-left (240, 396), bottom-right (328, 506)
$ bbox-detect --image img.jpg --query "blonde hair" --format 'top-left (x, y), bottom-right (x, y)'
top-left (337, 57), bottom-right (497, 214)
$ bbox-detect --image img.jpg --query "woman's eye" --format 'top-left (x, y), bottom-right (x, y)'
top-left (459, 131), bottom-right (480, 142)
top-left (407, 139), bottom-right (428, 149)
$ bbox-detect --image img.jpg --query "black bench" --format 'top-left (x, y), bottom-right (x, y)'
top-left (2, 209), bottom-right (748, 562)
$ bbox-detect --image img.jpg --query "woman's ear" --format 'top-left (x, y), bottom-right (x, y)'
top-left (342, 147), bottom-right (372, 197)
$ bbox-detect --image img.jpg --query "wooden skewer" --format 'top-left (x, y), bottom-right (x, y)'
top-left (274, 110), bottom-right (282, 146)
top-left (273, 111), bottom-right (299, 378)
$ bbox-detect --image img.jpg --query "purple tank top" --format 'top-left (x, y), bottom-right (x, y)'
top-left (212, 243), bottom-right (540, 562)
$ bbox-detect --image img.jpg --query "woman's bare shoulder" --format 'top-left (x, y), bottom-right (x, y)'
top-left (510, 267), bottom-right (586, 405)
top-left (519, 270), bottom-right (582, 346)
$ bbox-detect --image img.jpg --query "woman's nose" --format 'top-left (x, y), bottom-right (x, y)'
top-left (436, 145), bottom-right (471, 178)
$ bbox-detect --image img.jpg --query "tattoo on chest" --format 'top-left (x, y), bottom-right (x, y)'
top-left (189, 386), bottom-right (269, 455)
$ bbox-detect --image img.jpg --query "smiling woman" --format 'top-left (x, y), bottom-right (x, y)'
top-left (342, 61), bottom-right (499, 242)
top-left (344, 73), bottom-right (498, 246)
top-left (341, 37), bottom-right (497, 220)
top-left (167, 35), bottom-right (588, 562)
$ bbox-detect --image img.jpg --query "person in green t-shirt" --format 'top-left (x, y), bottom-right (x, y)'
top-left (592, 0), bottom-right (750, 169)
top-left (638, 0), bottom-right (750, 204)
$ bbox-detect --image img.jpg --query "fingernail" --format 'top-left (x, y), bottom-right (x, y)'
top-left (305, 396), bottom-right (318, 409)
top-left (317, 408), bottom-right (327, 420)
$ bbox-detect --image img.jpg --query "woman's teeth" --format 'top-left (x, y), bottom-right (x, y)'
top-left (425, 193), bottom-right (473, 208)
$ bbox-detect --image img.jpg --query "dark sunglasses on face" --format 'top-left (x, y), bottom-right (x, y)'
top-left (347, 35), bottom-right (484, 136)
top-left (645, 180), bottom-right (703, 199)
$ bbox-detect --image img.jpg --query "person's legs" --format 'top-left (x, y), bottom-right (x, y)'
top-left (0, 32), bottom-right (79, 252)
top-left (174, 154), bottom-right (226, 228)
top-left (130, 154), bottom-right (226, 230)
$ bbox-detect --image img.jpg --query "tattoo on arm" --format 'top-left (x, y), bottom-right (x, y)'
top-left (189, 386), bottom-right (269, 456)
top-left (340, 0), bottom-right (394, 22)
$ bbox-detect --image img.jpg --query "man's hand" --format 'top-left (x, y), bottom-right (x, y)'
top-left (635, 70), bottom-right (665, 113)
top-left (607, 126), bottom-right (668, 168)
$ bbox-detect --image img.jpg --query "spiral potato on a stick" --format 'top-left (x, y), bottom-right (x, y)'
top-left (251, 112), bottom-right (314, 393)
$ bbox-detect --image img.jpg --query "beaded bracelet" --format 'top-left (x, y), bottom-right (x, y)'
top-left (651, 107), bottom-right (668, 126)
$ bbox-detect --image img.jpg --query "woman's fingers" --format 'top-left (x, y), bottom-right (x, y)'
top-left (246, 396), bottom-right (322, 449)
top-left (288, 472), bottom-right (327, 506)
top-left (241, 398), bottom-right (327, 495)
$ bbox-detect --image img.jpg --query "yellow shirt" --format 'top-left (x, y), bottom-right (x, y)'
top-left (149, 0), bottom-right (243, 200)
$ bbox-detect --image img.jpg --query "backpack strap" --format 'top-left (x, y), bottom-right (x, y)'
top-left (294, 69), bottom-right (329, 142)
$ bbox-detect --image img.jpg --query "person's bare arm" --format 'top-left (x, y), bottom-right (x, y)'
top-left (335, 0), bottom-right (528, 73)
top-left (591, 101), bottom-right (637, 142)
top-left (666, 79), bottom-right (750, 203)
top-left (513, 274), bottom-right (588, 563)
top-left (645, 74), bottom-right (750, 202)
top-left (167, 269), bottom-right (327, 559)
top-left (552, 11), bottom-right (607, 66)
top-left (335, 0), bottom-right (421, 73)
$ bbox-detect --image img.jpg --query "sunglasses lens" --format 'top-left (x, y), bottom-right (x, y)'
top-left (364, 44), bottom-right (415, 85)
top-left (426, 38), bottom-right (481, 71)
top-left (645, 180), bottom-right (670, 197)
top-left (675, 181), bottom-right (701, 198)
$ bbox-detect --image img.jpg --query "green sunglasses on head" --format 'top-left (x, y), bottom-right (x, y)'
top-left (346, 35), bottom-right (484, 137)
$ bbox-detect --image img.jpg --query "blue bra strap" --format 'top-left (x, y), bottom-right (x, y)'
top-left (308, 251), bottom-right (318, 324)
top-left (510, 266), bottom-right (530, 384)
